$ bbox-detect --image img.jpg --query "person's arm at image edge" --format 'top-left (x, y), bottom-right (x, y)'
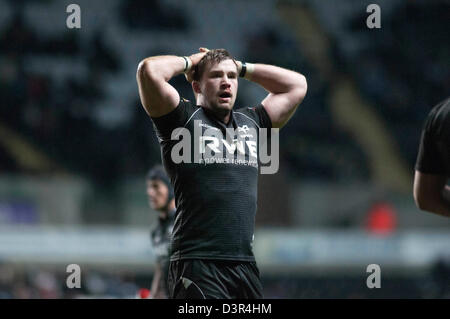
top-left (413, 171), bottom-right (450, 217)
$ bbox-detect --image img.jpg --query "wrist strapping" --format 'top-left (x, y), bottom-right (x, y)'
top-left (239, 61), bottom-right (247, 77)
top-left (239, 61), bottom-right (255, 80)
top-left (182, 56), bottom-right (192, 73)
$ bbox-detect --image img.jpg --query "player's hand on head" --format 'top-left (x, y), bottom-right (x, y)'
top-left (184, 47), bottom-right (209, 83)
top-left (190, 47), bottom-right (209, 64)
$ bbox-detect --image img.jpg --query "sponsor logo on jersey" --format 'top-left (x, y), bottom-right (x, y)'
top-left (171, 120), bottom-right (279, 174)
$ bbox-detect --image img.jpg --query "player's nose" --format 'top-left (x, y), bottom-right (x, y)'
top-left (220, 79), bottom-right (231, 89)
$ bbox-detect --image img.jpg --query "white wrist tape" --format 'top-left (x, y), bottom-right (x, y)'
top-left (183, 56), bottom-right (193, 73)
top-left (244, 62), bottom-right (255, 80)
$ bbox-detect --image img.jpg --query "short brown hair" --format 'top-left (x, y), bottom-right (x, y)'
top-left (193, 49), bottom-right (238, 81)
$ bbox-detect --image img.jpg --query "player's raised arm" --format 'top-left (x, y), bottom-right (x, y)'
top-left (413, 171), bottom-right (450, 217)
top-left (136, 55), bottom-right (182, 117)
top-left (136, 49), bottom-right (208, 117)
top-left (241, 62), bottom-right (307, 128)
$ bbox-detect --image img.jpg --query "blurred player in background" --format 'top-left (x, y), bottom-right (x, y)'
top-left (414, 97), bottom-right (450, 217)
top-left (146, 165), bottom-right (176, 298)
top-left (136, 48), bottom-right (307, 298)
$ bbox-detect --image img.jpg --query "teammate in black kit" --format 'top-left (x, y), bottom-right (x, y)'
top-left (146, 165), bottom-right (176, 298)
top-left (136, 48), bottom-right (307, 298)
top-left (414, 97), bottom-right (450, 217)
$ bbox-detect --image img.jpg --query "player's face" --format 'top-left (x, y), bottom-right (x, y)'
top-left (146, 179), bottom-right (168, 211)
top-left (200, 59), bottom-right (238, 115)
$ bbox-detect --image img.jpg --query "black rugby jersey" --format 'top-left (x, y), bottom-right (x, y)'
top-left (415, 97), bottom-right (450, 176)
top-left (151, 99), bottom-right (272, 262)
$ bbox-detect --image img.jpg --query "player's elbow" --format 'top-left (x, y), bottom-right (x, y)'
top-left (292, 74), bottom-right (307, 104)
top-left (137, 59), bottom-right (158, 83)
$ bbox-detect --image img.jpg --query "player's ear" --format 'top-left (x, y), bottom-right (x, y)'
top-left (192, 81), bottom-right (201, 94)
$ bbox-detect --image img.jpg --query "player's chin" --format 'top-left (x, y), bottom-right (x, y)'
top-left (217, 99), bottom-right (234, 109)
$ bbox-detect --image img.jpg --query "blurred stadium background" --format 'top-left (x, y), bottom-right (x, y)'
top-left (0, 0), bottom-right (449, 298)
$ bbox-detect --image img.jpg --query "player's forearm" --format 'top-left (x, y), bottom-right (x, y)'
top-left (245, 63), bottom-right (307, 97)
top-left (150, 275), bottom-right (159, 293)
top-left (137, 55), bottom-right (185, 83)
top-left (150, 271), bottom-right (161, 296)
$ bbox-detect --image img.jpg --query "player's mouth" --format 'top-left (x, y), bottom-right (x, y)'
top-left (218, 91), bottom-right (232, 103)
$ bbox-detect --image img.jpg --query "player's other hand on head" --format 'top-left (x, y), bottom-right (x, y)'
top-left (185, 47), bottom-right (209, 83)
top-left (191, 47), bottom-right (209, 63)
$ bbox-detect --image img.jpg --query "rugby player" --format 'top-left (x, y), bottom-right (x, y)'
top-left (136, 48), bottom-right (307, 298)
top-left (147, 165), bottom-right (176, 298)
top-left (414, 97), bottom-right (450, 217)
